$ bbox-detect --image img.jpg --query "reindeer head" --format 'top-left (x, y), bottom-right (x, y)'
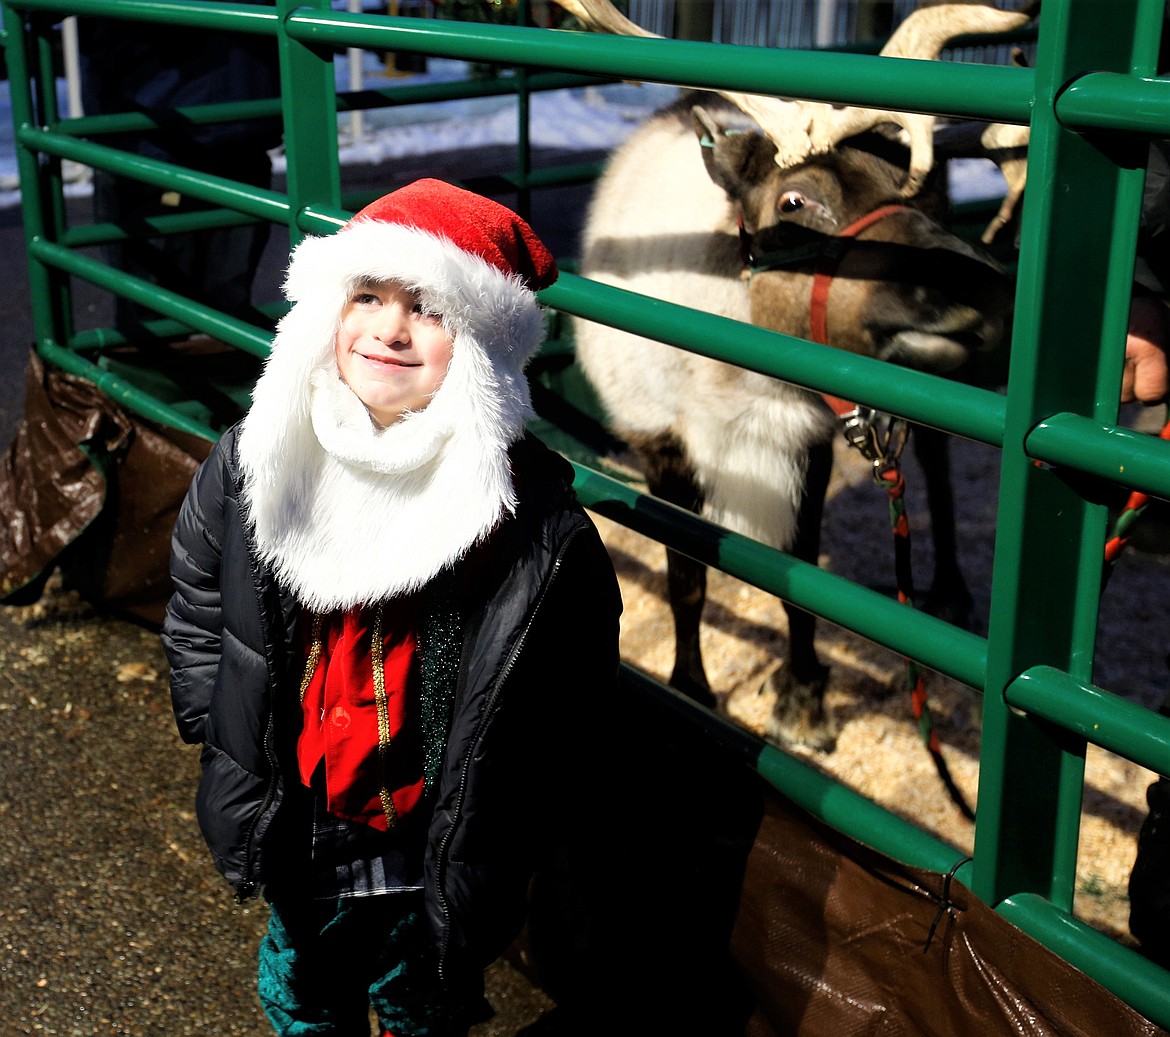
top-left (691, 100), bottom-right (1013, 375)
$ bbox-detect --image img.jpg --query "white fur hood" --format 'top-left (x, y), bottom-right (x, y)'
top-left (236, 218), bottom-right (550, 611)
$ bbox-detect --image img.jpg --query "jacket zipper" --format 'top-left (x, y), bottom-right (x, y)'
top-left (434, 522), bottom-right (585, 983)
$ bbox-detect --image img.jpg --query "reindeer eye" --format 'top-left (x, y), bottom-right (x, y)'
top-left (778, 191), bottom-right (807, 214)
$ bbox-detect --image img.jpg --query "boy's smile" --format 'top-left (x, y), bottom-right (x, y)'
top-left (334, 279), bottom-right (454, 427)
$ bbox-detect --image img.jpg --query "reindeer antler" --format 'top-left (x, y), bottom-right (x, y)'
top-left (769, 5), bottom-right (1032, 196)
top-left (554, 0), bottom-right (652, 38)
top-left (976, 121), bottom-right (1031, 243)
top-left (975, 46), bottom-right (1033, 244)
top-left (552, 0), bottom-right (1031, 197)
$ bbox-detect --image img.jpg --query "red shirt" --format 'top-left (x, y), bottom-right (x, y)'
top-left (296, 602), bottom-right (425, 832)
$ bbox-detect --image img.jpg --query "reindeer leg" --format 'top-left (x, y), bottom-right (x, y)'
top-left (763, 440), bottom-right (836, 753)
top-left (632, 432), bottom-right (718, 709)
top-left (664, 548), bottom-right (716, 708)
top-left (912, 425), bottom-right (974, 630)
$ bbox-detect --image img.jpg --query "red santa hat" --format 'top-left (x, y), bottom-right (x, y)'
top-left (246, 178), bottom-right (560, 456)
top-left (280, 177), bottom-right (557, 367)
top-left (344, 177), bottom-right (558, 292)
top-left (253, 178), bottom-right (559, 421)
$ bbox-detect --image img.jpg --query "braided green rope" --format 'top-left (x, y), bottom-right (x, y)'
top-left (880, 463), bottom-right (976, 822)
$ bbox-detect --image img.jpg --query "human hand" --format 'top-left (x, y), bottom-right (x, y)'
top-left (1123, 295), bottom-right (1170, 404)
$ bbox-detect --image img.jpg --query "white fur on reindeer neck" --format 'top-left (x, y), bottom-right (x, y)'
top-left (236, 178), bottom-right (558, 612)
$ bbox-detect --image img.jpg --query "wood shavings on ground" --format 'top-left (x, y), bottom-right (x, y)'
top-left (589, 428), bottom-right (1170, 949)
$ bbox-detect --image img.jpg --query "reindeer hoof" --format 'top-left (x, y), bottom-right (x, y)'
top-left (761, 665), bottom-right (836, 753)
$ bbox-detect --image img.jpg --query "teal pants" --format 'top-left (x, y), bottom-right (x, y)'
top-left (258, 891), bottom-right (475, 1037)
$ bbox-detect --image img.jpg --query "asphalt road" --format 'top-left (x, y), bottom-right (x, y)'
top-left (0, 148), bottom-right (600, 1036)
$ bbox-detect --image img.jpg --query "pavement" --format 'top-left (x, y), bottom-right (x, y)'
top-left (0, 147), bottom-right (601, 1036)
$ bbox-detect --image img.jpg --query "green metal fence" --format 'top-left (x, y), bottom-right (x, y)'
top-left (5, 0), bottom-right (1170, 1027)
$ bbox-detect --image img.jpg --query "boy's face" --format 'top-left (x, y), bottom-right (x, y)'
top-left (334, 279), bottom-right (454, 427)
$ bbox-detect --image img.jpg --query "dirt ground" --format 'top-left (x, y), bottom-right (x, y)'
top-left (589, 409), bottom-right (1170, 951)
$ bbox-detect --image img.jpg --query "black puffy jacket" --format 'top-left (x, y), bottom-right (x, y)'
top-left (161, 423), bottom-right (623, 988)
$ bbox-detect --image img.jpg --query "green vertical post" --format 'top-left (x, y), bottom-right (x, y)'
top-left (972, 0), bottom-right (1157, 910)
top-left (1, 1), bottom-right (70, 356)
top-left (514, 0), bottom-right (531, 218)
top-left (31, 12), bottom-right (75, 348)
top-left (277, 0), bottom-right (342, 246)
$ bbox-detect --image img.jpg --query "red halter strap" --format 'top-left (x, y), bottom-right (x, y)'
top-left (809, 203), bottom-right (910, 348)
top-left (811, 203), bottom-right (910, 419)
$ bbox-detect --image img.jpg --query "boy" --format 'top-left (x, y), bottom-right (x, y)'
top-left (161, 179), bottom-right (623, 1036)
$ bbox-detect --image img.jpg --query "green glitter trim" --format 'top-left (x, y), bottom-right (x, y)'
top-left (418, 568), bottom-right (461, 795)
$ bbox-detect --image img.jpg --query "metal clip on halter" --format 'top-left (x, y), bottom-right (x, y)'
top-left (837, 405), bottom-right (910, 480)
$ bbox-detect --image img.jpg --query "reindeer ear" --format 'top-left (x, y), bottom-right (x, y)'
top-left (692, 105), bottom-right (778, 200)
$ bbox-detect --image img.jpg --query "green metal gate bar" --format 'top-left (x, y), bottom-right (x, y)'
top-left (543, 270), bottom-right (1011, 443)
top-left (6, 0), bottom-right (1170, 1027)
top-left (572, 460), bottom-right (987, 688)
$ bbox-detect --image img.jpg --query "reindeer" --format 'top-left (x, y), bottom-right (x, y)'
top-left (553, 1), bottom-right (1028, 751)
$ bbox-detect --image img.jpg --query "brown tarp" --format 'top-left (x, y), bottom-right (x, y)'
top-left (0, 351), bottom-right (211, 626)
top-left (524, 695), bottom-right (1168, 1036)
top-left (735, 790), bottom-right (1168, 1037)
